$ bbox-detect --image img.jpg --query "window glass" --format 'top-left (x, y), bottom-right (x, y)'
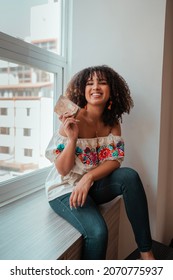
top-left (0, 127), bottom-right (10, 135)
top-left (0, 59), bottom-right (54, 183)
top-left (0, 147), bottom-right (10, 154)
top-left (0, 108), bottom-right (8, 115)
top-left (0, 0), bottom-right (67, 204)
top-left (24, 149), bottom-right (33, 157)
top-left (0, 0), bottom-right (62, 55)
top-left (23, 128), bottom-right (31, 137)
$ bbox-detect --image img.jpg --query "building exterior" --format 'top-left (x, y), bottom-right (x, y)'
top-left (0, 0), bottom-right (60, 181)
top-left (0, 94), bottom-right (53, 178)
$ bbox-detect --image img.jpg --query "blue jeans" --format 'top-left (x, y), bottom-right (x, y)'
top-left (49, 167), bottom-right (152, 259)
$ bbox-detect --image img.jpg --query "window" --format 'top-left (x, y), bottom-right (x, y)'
top-left (0, 127), bottom-right (10, 135)
top-left (0, 146), bottom-right (10, 154)
top-left (0, 0), bottom-right (69, 206)
top-left (0, 0), bottom-right (63, 55)
top-left (23, 129), bottom-right (31, 137)
top-left (0, 108), bottom-right (7, 115)
top-left (26, 108), bottom-right (31, 116)
top-left (24, 149), bottom-right (33, 157)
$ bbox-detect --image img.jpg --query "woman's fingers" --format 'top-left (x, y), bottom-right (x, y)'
top-left (59, 112), bottom-right (74, 122)
top-left (70, 189), bottom-right (86, 209)
top-left (59, 114), bottom-right (79, 128)
top-left (81, 193), bottom-right (87, 207)
top-left (64, 117), bottom-right (77, 126)
top-left (69, 190), bottom-right (75, 209)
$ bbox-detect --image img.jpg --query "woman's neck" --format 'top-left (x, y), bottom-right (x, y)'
top-left (85, 104), bottom-right (104, 124)
top-left (77, 108), bottom-right (111, 138)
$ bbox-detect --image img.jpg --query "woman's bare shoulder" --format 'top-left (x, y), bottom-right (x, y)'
top-left (59, 124), bottom-right (67, 137)
top-left (111, 122), bottom-right (121, 136)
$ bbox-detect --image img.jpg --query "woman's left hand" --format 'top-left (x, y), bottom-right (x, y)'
top-left (69, 174), bottom-right (93, 209)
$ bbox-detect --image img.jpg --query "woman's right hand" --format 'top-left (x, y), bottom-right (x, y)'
top-left (59, 112), bottom-right (79, 141)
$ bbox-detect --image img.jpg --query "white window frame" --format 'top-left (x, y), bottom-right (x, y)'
top-left (0, 0), bottom-right (70, 206)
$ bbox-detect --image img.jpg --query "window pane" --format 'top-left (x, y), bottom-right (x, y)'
top-left (0, 127), bottom-right (10, 135)
top-left (0, 108), bottom-right (8, 115)
top-left (0, 59), bottom-right (54, 182)
top-left (0, 0), bottom-right (62, 55)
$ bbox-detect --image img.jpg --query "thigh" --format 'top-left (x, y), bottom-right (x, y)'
top-left (89, 167), bottom-right (138, 204)
top-left (49, 193), bottom-right (107, 237)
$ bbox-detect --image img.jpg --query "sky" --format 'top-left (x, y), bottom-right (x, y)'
top-left (0, 0), bottom-right (48, 39)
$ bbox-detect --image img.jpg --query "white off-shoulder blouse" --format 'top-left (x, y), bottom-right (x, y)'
top-left (45, 131), bottom-right (125, 201)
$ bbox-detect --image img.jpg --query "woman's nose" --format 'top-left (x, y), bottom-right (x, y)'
top-left (92, 81), bottom-right (100, 90)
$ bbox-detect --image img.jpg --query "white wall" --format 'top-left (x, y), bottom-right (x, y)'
top-left (69, 0), bottom-right (169, 258)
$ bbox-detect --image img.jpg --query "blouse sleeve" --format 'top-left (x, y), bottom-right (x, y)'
top-left (45, 131), bottom-right (66, 163)
top-left (113, 137), bottom-right (125, 165)
top-left (97, 135), bottom-right (125, 165)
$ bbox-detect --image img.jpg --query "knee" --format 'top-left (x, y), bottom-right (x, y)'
top-left (123, 167), bottom-right (140, 180)
top-left (89, 222), bottom-right (108, 243)
top-left (121, 167), bottom-right (143, 191)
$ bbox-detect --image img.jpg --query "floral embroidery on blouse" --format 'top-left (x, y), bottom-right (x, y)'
top-left (97, 141), bottom-right (124, 163)
top-left (76, 146), bottom-right (99, 166)
top-left (54, 139), bottom-right (124, 166)
top-left (54, 143), bottom-right (65, 156)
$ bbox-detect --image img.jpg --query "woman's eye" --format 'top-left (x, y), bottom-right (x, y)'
top-left (99, 80), bottom-right (107, 85)
top-left (86, 81), bottom-right (93, 86)
top-left (86, 79), bottom-right (108, 86)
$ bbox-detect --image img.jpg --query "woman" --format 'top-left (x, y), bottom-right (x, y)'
top-left (45, 65), bottom-right (155, 260)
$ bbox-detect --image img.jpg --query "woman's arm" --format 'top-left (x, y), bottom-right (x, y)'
top-left (54, 138), bottom-right (77, 176)
top-left (69, 160), bottom-right (120, 208)
top-left (87, 159), bottom-right (120, 182)
top-left (54, 113), bottom-right (79, 176)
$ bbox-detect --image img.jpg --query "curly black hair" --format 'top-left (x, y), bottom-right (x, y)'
top-left (65, 65), bottom-right (134, 126)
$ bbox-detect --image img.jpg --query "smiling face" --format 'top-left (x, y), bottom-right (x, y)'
top-left (85, 72), bottom-right (110, 108)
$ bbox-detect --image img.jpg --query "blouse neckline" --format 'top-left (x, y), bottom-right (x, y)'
top-left (58, 132), bottom-right (122, 141)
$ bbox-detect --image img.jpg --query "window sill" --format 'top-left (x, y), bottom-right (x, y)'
top-left (0, 188), bottom-right (121, 260)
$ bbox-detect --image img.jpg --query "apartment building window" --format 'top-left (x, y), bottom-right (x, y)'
top-left (0, 108), bottom-right (8, 115)
top-left (0, 146), bottom-right (10, 154)
top-left (0, 127), bottom-right (10, 135)
top-left (26, 108), bottom-right (31, 116)
top-left (24, 149), bottom-right (33, 157)
top-left (23, 128), bottom-right (31, 137)
top-left (0, 0), bottom-right (69, 205)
